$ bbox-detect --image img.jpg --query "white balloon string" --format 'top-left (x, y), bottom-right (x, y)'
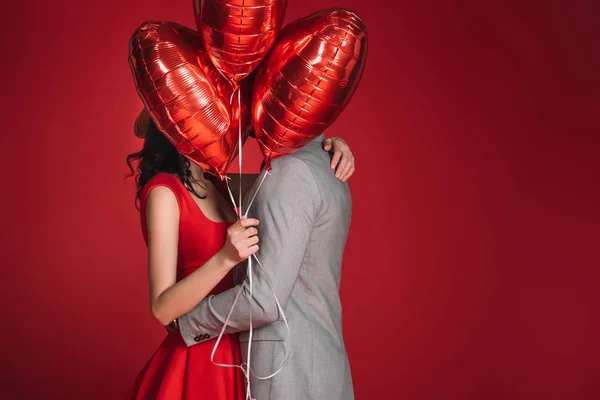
top-left (210, 87), bottom-right (289, 397)
top-left (244, 171), bottom-right (269, 218)
top-left (237, 88), bottom-right (243, 218)
top-left (209, 253), bottom-right (290, 376)
top-left (209, 286), bottom-right (243, 366)
top-left (250, 253), bottom-right (291, 380)
top-left (213, 86), bottom-right (257, 400)
top-left (225, 177), bottom-right (238, 214)
top-left (224, 87), bottom-right (243, 218)
top-left (246, 254), bottom-right (254, 399)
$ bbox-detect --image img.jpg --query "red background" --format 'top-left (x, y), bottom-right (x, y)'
top-left (1, 0), bottom-right (599, 399)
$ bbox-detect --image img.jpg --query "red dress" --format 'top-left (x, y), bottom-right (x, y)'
top-left (129, 173), bottom-right (245, 400)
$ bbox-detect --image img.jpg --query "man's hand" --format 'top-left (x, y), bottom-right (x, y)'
top-left (323, 137), bottom-right (355, 182)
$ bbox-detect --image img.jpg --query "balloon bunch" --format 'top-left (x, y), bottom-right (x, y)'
top-left (129, 2), bottom-right (368, 178)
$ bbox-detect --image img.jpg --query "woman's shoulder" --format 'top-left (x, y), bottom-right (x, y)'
top-left (141, 173), bottom-right (184, 203)
top-left (145, 172), bottom-right (182, 189)
top-left (138, 173), bottom-right (183, 229)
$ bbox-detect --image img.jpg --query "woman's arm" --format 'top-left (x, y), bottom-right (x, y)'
top-left (322, 137), bottom-right (355, 182)
top-left (146, 186), bottom-right (259, 326)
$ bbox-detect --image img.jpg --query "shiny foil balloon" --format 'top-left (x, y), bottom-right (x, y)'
top-left (252, 8), bottom-right (368, 167)
top-left (194, 0), bottom-right (287, 85)
top-left (129, 21), bottom-right (252, 180)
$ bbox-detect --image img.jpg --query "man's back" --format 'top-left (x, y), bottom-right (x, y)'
top-left (242, 136), bottom-right (354, 399)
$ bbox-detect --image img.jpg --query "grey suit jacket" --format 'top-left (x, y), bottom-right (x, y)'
top-left (179, 135), bottom-right (354, 399)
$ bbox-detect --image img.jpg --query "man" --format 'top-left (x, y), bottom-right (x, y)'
top-left (178, 134), bottom-right (355, 399)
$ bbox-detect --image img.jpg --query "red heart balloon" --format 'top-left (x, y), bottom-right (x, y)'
top-left (194, 0), bottom-right (287, 86)
top-left (251, 8), bottom-right (368, 168)
top-left (129, 21), bottom-right (252, 180)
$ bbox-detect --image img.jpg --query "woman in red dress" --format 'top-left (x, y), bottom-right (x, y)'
top-left (125, 117), bottom-right (355, 400)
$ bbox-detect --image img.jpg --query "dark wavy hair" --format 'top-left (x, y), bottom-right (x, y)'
top-left (126, 121), bottom-right (206, 209)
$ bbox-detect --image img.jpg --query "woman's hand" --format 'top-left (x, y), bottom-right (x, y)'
top-left (219, 218), bottom-right (260, 267)
top-left (323, 137), bottom-right (355, 182)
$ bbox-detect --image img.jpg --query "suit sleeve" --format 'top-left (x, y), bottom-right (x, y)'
top-left (179, 156), bottom-right (320, 346)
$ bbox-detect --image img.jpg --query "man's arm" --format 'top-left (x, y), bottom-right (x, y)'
top-left (179, 156), bottom-right (319, 346)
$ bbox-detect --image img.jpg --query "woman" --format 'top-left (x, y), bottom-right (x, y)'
top-left (126, 118), bottom-right (355, 399)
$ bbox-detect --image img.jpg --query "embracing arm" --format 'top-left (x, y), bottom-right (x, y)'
top-left (145, 187), bottom-right (258, 326)
top-left (178, 157), bottom-right (318, 345)
top-left (322, 136), bottom-right (355, 182)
